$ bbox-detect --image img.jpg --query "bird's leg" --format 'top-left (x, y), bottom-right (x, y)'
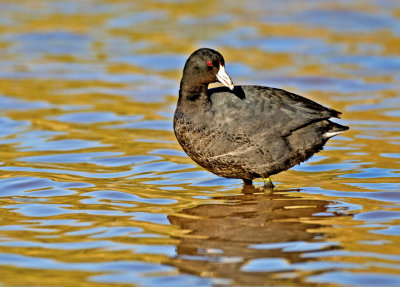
top-left (242, 179), bottom-right (264, 194)
top-left (242, 179), bottom-right (253, 185)
top-left (263, 177), bottom-right (275, 189)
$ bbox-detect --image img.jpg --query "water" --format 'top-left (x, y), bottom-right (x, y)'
top-left (0, 0), bottom-right (399, 286)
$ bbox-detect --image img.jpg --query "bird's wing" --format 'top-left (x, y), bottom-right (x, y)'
top-left (208, 85), bottom-right (340, 137)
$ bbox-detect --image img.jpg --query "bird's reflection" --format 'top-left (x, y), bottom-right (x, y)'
top-left (168, 185), bottom-right (341, 286)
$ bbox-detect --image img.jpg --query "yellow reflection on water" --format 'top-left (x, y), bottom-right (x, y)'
top-left (0, 0), bottom-right (399, 286)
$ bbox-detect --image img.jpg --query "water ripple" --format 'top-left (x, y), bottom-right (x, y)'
top-left (0, 1), bottom-right (399, 286)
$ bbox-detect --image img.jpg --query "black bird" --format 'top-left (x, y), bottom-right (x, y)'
top-left (174, 48), bottom-right (349, 188)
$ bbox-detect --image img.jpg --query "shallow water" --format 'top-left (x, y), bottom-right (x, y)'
top-left (0, 0), bottom-right (399, 286)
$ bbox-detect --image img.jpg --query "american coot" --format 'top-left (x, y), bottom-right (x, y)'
top-left (174, 48), bottom-right (349, 188)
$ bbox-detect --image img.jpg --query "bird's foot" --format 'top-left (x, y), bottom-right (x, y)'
top-left (263, 177), bottom-right (275, 190)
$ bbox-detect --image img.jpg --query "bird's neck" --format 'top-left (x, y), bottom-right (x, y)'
top-left (178, 80), bottom-right (210, 107)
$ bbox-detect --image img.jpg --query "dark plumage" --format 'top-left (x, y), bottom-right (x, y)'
top-left (174, 48), bottom-right (349, 187)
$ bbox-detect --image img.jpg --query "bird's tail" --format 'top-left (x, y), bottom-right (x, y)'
top-left (323, 121), bottom-right (349, 138)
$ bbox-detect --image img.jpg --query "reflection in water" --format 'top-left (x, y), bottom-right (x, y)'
top-left (0, 0), bottom-right (400, 286)
top-left (169, 187), bottom-right (341, 286)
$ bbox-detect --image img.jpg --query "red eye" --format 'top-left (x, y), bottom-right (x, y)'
top-left (207, 60), bottom-right (213, 67)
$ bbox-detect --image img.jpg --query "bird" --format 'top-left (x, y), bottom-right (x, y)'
top-left (173, 48), bottom-right (349, 188)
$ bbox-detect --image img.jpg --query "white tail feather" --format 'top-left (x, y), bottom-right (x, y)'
top-left (324, 131), bottom-right (344, 138)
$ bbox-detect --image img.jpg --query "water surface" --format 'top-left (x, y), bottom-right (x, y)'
top-left (0, 0), bottom-right (400, 286)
